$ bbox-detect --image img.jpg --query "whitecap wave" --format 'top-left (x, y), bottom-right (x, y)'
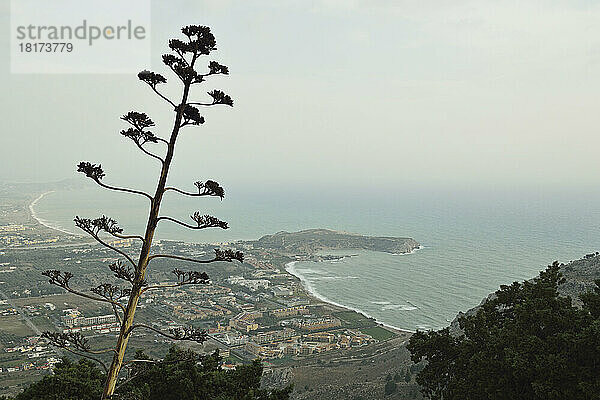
top-left (312, 275), bottom-right (360, 281)
top-left (328, 255), bottom-right (357, 263)
top-left (315, 276), bottom-right (338, 281)
top-left (381, 304), bottom-right (418, 311)
top-left (295, 268), bottom-right (321, 275)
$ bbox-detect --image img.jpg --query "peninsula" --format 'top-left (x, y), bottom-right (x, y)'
top-left (253, 229), bottom-right (420, 255)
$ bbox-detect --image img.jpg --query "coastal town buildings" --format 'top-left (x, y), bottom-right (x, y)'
top-left (0, 198), bottom-right (400, 396)
top-left (292, 317), bottom-right (342, 331)
top-left (61, 313), bottom-right (116, 328)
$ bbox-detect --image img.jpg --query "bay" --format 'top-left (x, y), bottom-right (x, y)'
top-left (33, 186), bottom-right (600, 330)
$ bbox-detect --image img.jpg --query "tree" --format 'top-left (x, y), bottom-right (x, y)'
top-left (10, 348), bottom-right (292, 400)
top-left (118, 347), bottom-right (292, 400)
top-left (407, 261), bottom-right (600, 400)
top-left (15, 359), bottom-right (103, 400)
top-left (40, 25), bottom-right (243, 399)
top-left (384, 380), bottom-right (397, 396)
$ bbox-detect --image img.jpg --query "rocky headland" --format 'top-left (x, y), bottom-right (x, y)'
top-left (253, 228), bottom-right (420, 255)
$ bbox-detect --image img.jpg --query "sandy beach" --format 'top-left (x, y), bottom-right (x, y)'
top-left (286, 260), bottom-right (415, 334)
top-left (28, 191), bottom-right (79, 236)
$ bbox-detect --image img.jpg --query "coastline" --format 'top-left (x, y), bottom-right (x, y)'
top-left (27, 189), bottom-right (417, 333)
top-left (285, 260), bottom-right (415, 334)
top-left (28, 191), bottom-right (78, 236)
top-left (392, 245), bottom-right (423, 256)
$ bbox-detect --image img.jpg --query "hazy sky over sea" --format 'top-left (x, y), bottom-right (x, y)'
top-left (1, 1), bottom-right (599, 195)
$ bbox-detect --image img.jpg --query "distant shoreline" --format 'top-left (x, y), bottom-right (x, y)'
top-left (28, 191), bottom-right (78, 236)
top-left (27, 189), bottom-right (416, 333)
top-left (285, 260), bottom-right (415, 334)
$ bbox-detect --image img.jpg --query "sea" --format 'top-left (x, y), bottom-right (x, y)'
top-left (31, 185), bottom-right (600, 332)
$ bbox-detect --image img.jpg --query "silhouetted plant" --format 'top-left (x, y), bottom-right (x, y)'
top-left (40, 25), bottom-right (241, 399)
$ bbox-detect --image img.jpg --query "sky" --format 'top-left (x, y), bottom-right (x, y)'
top-left (1, 0), bottom-right (599, 196)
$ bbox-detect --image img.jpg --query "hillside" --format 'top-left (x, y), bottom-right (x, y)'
top-left (273, 253), bottom-right (600, 400)
top-left (450, 252), bottom-right (600, 335)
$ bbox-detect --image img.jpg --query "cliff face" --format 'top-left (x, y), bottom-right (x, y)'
top-left (558, 252), bottom-right (600, 305)
top-left (254, 228), bottom-right (420, 255)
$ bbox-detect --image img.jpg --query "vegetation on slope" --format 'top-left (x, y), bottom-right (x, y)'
top-left (407, 261), bottom-right (600, 400)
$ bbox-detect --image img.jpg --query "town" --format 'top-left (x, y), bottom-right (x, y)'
top-left (0, 190), bottom-right (407, 396)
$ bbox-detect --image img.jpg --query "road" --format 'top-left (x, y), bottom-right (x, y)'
top-left (0, 241), bottom-right (95, 252)
top-left (0, 288), bottom-right (63, 356)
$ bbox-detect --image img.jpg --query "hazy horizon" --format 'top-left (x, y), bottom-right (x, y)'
top-left (2, 1), bottom-right (599, 194)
